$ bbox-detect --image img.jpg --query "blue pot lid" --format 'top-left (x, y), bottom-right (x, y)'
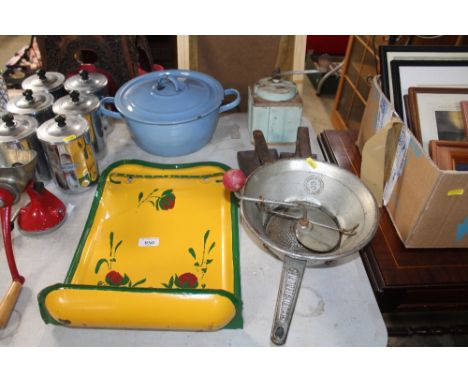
top-left (114, 70), bottom-right (225, 125)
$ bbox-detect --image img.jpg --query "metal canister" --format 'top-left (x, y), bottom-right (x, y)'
top-left (64, 70), bottom-right (108, 99)
top-left (53, 91), bottom-right (106, 159)
top-left (0, 113), bottom-right (51, 181)
top-left (6, 89), bottom-right (54, 125)
top-left (0, 72), bottom-right (8, 113)
top-left (37, 115), bottom-right (99, 193)
top-left (22, 69), bottom-right (67, 100)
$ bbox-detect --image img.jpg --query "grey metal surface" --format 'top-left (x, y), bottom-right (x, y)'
top-left (240, 158), bottom-right (379, 263)
top-left (240, 157), bottom-right (379, 344)
top-left (0, 149), bottom-right (37, 203)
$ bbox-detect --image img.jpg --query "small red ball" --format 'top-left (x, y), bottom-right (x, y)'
top-left (223, 169), bottom-right (246, 192)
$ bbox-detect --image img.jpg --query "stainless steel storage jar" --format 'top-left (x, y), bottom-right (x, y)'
top-left (53, 91), bottom-right (106, 158)
top-left (0, 113), bottom-right (51, 181)
top-left (22, 69), bottom-right (67, 100)
top-left (37, 115), bottom-right (99, 193)
top-left (64, 70), bottom-right (108, 99)
top-left (6, 89), bottom-right (54, 125)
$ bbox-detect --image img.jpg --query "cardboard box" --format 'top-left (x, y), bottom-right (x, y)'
top-left (358, 76), bottom-right (468, 248)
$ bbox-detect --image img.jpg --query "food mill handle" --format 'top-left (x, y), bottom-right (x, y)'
top-left (0, 280), bottom-right (22, 328)
top-left (99, 97), bottom-right (122, 120)
top-left (219, 89), bottom-right (241, 113)
top-left (270, 257), bottom-right (306, 346)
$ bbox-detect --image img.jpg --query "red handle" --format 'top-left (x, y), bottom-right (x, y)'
top-left (1, 206), bottom-right (25, 284)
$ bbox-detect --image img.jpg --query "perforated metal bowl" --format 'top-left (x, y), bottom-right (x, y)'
top-left (239, 158), bottom-right (379, 345)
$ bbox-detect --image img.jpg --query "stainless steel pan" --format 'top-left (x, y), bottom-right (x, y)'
top-left (239, 158), bottom-right (379, 345)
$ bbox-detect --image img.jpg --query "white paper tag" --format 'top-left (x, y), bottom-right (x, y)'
top-left (138, 237), bottom-right (160, 247)
top-left (375, 95), bottom-right (394, 131)
top-left (383, 126), bottom-right (411, 206)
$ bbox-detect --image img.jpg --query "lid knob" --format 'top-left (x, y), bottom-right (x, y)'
top-left (55, 115), bottom-right (67, 128)
top-left (271, 67), bottom-right (282, 81)
top-left (37, 69), bottom-right (47, 81)
top-left (79, 70), bottom-right (89, 81)
top-left (1, 113), bottom-right (15, 128)
top-left (22, 89), bottom-right (34, 102)
top-left (70, 90), bottom-right (80, 103)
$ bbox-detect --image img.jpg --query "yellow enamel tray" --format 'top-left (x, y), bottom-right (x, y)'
top-left (38, 160), bottom-right (242, 331)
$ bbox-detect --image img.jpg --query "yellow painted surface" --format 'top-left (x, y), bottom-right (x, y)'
top-left (45, 288), bottom-right (236, 330)
top-left (44, 162), bottom-right (237, 330)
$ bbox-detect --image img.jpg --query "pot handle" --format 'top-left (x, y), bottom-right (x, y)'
top-left (100, 97), bottom-right (123, 119)
top-left (270, 256), bottom-right (306, 345)
top-left (219, 89), bottom-right (241, 113)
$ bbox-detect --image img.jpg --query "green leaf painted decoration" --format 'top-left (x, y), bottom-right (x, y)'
top-left (188, 248), bottom-right (196, 259)
top-left (109, 232), bottom-right (114, 256)
top-left (138, 192), bottom-right (143, 203)
top-left (208, 242), bottom-right (216, 254)
top-left (95, 258), bottom-right (109, 274)
top-left (168, 275), bottom-right (174, 289)
top-left (114, 240), bottom-right (123, 254)
top-left (204, 230), bottom-right (210, 247)
top-left (180, 230), bottom-right (218, 287)
top-left (95, 232), bottom-right (147, 289)
top-left (132, 278), bottom-right (147, 288)
top-left (121, 274), bottom-right (130, 286)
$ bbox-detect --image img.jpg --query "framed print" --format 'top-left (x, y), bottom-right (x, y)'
top-left (462, 101), bottom-right (468, 132)
top-left (379, 46), bottom-right (468, 102)
top-left (390, 60), bottom-right (468, 124)
top-left (408, 87), bottom-right (468, 153)
top-left (429, 140), bottom-right (468, 171)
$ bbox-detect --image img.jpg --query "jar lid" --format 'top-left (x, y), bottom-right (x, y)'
top-left (22, 69), bottom-right (65, 93)
top-left (64, 70), bottom-right (108, 95)
top-left (114, 70), bottom-right (225, 124)
top-left (254, 77), bottom-right (298, 102)
top-left (53, 91), bottom-right (100, 115)
top-left (6, 90), bottom-right (54, 114)
top-left (37, 115), bottom-right (89, 144)
top-left (0, 113), bottom-right (38, 142)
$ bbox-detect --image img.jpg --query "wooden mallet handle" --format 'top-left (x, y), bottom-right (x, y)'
top-left (0, 280), bottom-right (22, 328)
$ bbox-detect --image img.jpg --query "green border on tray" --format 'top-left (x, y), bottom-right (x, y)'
top-left (38, 159), bottom-right (243, 329)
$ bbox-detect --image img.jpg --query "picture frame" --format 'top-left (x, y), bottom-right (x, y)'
top-left (390, 60), bottom-right (468, 124)
top-left (407, 87), bottom-right (468, 153)
top-left (429, 140), bottom-right (468, 171)
top-left (379, 45), bottom-right (468, 103)
top-left (462, 101), bottom-right (468, 132)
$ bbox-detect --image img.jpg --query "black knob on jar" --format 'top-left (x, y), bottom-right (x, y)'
top-left (1, 113), bottom-right (15, 128)
top-left (79, 70), bottom-right (89, 81)
top-left (23, 89), bottom-right (34, 102)
top-left (37, 69), bottom-right (47, 81)
top-left (70, 90), bottom-right (80, 103)
top-left (55, 115), bottom-right (67, 128)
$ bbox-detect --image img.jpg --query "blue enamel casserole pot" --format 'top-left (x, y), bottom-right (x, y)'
top-left (100, 70), bottom-right (240, 156)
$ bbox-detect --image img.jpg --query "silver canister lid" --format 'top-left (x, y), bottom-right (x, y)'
top-left (53, 91), bottom-right (100, 115)
top-left (254, 77), bottom-right (298, 102)
top-left (64, 70), bottom-right (108, 95)
top-left (6, 89), bottom-right (54, 115)
top-left (0, 113), bottom-right (38, 142)
top-left (22, 69), bottom-right (65, 93)
top-left (37, 115), bottom-right (89, 144)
